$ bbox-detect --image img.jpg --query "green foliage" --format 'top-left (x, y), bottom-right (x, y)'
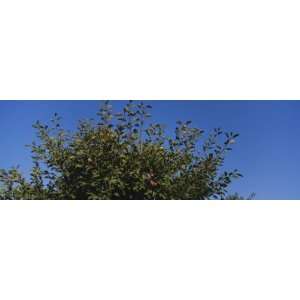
top-left (222, 192), bottom-right (256, 200)
top-left (0, 101), bottom-right (245, 200)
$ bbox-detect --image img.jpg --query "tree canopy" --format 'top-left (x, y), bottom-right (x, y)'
top-left (0, 101), bottom-right (247, 200)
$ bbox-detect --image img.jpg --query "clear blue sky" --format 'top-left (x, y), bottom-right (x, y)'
top-left (0, 100), bottom-right (299, 199)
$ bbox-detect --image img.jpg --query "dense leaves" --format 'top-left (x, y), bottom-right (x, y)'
top-left (0, 101), bottom-right (245, 199)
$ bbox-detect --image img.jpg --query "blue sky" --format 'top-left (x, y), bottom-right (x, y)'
top-left (0, 100), bottom-right (299, 199)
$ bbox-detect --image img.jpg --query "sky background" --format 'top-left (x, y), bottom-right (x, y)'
top-left (0, 100), bottom-right (299, 200)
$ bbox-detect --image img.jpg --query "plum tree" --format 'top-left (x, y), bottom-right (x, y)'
top-left (0, 101), bottom-right (244, 200)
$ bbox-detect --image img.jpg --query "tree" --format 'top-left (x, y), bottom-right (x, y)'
top-left (222, 192), bottom-right (256, 200)
top-left (0, 101), bottom-right (245, 200)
